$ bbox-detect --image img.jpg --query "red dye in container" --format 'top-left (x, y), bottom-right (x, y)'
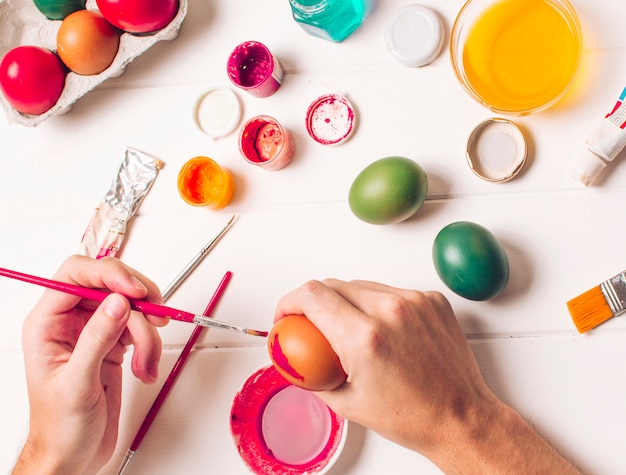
top-left (239, 115), bottom-right (294, 171)
top-left (230, 365), bottom-right (347, 474)
top-left (227, 41), bottom-right (284, 98)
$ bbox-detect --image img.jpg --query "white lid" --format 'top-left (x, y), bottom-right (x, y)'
top-left (466, 118), bottom-right (527, 182)
top-left (193, 87), bottom-right (241, 138)
top-left (569, 149), bottom-right (607, 186)
top-left (384, 4), bottom-right (445, 67)
top-left (305, 94), bottom-right (356, 146)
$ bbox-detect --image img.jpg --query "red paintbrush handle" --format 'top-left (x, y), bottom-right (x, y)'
top-left (129, 270), bottom-right (233, 452)
top-left (0, 267), bottom-right (196, 324)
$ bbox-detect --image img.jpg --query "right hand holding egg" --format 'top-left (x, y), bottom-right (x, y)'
top-left (273, 279), bottom-right (501, 461)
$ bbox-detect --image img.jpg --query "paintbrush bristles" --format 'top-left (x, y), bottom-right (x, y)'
top-left (246, 329), bottom-right (269, 337)
top-left (567, 285), bottom-right (614, 333)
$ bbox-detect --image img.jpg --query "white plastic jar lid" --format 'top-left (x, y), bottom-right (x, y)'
top-left (193, 87), bottom-right (241, 138)
top-left (385, 4), bottom-right (445, 67)
top-left (466, 118), bottom-right (528, 182)
top-left (305, 94), bottom-right (356, 146)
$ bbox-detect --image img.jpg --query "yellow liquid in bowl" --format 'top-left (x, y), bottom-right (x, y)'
top-left (461, 0), bottom-right (581, 114)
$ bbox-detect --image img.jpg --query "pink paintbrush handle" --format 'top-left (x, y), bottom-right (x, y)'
top-left (0, 267), bottom-right (196, 324)
top-left (0, 266), bottom-right (267, 336)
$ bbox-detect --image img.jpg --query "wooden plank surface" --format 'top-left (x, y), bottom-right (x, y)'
top-left (1, 0), bottom-right (626, 473)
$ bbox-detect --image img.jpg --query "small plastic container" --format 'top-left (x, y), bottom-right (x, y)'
top-left (289, 0), bottom-right (366, 42)
top-left (226, 41), bottom-right (283, 98)
top-left (239, 115), bottom-right (295, 171)
top-left (230, 365), bottom-right (348, 474)
top-left (177, 156), bottom-right (235, 209)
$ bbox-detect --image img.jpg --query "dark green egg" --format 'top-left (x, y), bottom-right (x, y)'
top-left (348, 156), bottom-right (428, 225)
top-left (33, 0), bottom-right (86, 20)
top-left (432, 221), bottom-right (509, 301)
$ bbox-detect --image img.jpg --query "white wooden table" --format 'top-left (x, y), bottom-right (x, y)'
top-left (2, 0), bottom-right (626, 473)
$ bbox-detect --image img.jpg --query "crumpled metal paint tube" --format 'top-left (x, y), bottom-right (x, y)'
top-left (79, 147), bottom-right (163, 259)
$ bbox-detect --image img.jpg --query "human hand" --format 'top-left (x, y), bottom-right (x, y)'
top-left (275, 279), bottom-right (580, 474)
top-left (13, 255), bottom-right (167, 475)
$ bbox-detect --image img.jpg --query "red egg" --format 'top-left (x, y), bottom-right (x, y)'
top-left (95, 0), bottom-right (179, 34)
top-left (268, 315), bottom-right (347, 391)
top-left (57, 9), bottom-right (121, 75)
top-left (0, 46), bottom-right (66, 116)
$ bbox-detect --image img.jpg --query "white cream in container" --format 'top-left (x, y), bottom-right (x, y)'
top-left (571, 87), bottom-right (626, 186)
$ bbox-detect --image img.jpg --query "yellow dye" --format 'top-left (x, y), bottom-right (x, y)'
top-left (462, 0), bottom-right (581, 113)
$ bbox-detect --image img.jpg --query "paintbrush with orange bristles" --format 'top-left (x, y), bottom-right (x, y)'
top-left (567, 270), bottom-right (626, 333)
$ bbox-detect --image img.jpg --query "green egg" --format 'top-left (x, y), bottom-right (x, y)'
top-left (432, 221), bottom-right (509, 301)
top-left (33, 0), bottom-right (86, 20)
top-left (349, 156), bottom-right (428, 225)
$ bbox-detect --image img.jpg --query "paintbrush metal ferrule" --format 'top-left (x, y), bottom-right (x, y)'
top-left (192, 314), bottom-right (268, 337)
top-left (600, 271), bottom-right (626, 317)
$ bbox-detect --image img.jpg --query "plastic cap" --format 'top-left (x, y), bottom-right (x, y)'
top-left (305, 94), bottom-right (356, 146)
top-left (385, 4), bottom-right (445, 67)
top-left (193, 87), bottom-right (241, 138)
top-left (569, 149), bottom-right (607, 186)
top-left (466, 118), bottom-right (527, 182)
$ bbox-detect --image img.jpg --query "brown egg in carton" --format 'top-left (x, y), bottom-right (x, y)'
top-left (0, 0), bottom-right (188, 127)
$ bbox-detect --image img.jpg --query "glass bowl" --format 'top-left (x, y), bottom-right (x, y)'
top-left (450, 0), bottom-right (582, 115)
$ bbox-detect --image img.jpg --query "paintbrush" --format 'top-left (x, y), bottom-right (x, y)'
top-left (567, 270), bottom-right (626, 333)
top-left (0, 267), bottom-right (267, 337)
top-left (160, 214), bottom-right (236, 300)
top-left (117, 270), bottom-right (233, 475)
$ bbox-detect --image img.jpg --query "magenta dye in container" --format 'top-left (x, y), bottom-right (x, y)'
top-left (239, 115), bottom-right (295, 171)
top-left (306, 93), bottom-right (356, 145)
top-left (227, 41), bottom-right (284, 98)
top-left (230, 365), bottom-right (347, 474)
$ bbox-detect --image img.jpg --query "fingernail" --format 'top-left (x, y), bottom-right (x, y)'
top-left (148, 360), bottom-right (159, 382)
top-left (103, 294), bottom-right (127, 321)
top-left (129, 275), bottom-right (148, 293)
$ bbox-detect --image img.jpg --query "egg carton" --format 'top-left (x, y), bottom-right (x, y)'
top-left (0, 0), bottom-right (187, 127)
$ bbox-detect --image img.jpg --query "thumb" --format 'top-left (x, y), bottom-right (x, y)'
top-left (71, 293), bottom-right (131, 375)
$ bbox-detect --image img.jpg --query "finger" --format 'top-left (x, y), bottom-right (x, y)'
top-left (274, 279), bottom-right (363, 349)
top-left (50, 255), bottom-right (163, 310)
top-left (126, 310), bottom-right (162, 384)
top-left (69, 293), bottom-right (131, 379)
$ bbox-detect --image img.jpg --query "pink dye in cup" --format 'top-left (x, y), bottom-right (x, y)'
top-left (230, 365), bottom-right (347, 474)
top-left (227, 41), bottom-right (284, 98)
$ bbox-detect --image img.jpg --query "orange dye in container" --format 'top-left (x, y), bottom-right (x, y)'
top-left (177, 156), bottom-right (235, 210)
top-left (457, 0), bottom-right (581, 114)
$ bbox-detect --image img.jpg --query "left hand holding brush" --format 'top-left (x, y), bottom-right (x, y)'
top-left (13, 255), bottom-right (166, 475)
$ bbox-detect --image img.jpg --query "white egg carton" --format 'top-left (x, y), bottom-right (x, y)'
top-left (0, 0), bottom-right (187, 127)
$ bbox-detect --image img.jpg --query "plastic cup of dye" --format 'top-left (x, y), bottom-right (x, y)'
top-left (306, 93), bottom-right (356, 145)
top-left (177, 156), bottom-right (235, 210)
top-left (450, 0), bottom-right (582, 115)
top-left (230, 365), bottom-right (347, 474)
top-left (239, 115), bottom-right (295, 171)
top-left (227, 41), bottom-right (284, 98)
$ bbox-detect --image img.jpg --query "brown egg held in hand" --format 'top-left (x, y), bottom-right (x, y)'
top-left (268, 315), bottom-right (347, 391)
top-left (57, 10), bottom-right (121, 75)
